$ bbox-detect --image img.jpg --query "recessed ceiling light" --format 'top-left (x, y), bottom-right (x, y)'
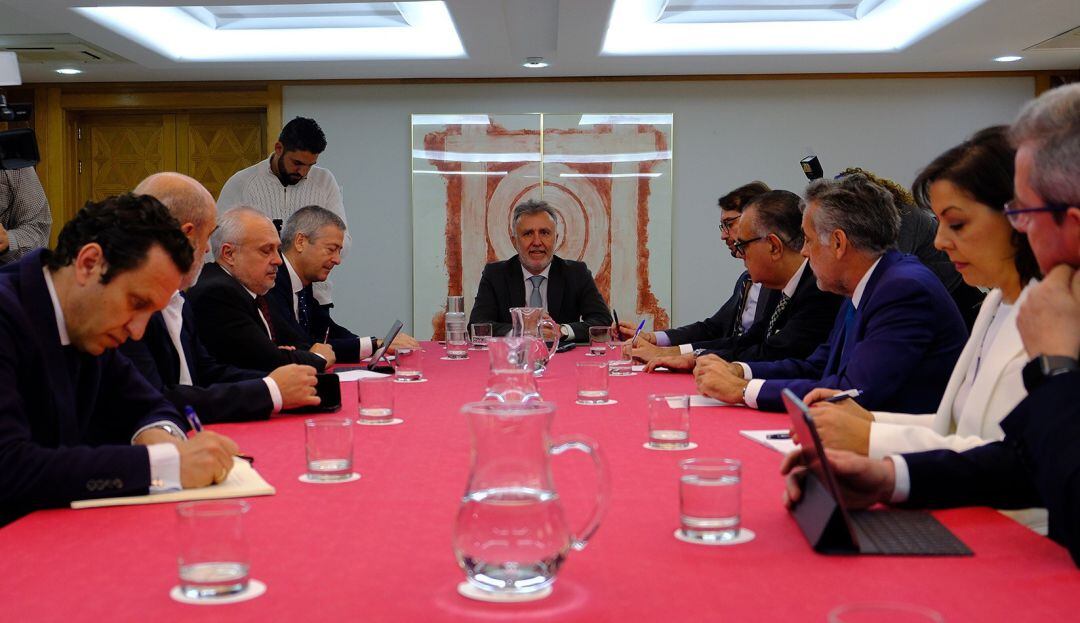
top-left (993, 55), bottom-right (1023, 62)
top-left (522, 57), bottom-right (549, 68)
top-left (55, 68), bottom-right (83, 75)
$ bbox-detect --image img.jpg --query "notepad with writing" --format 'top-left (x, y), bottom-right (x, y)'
top-left (71, 457), bottom-right (275, 509)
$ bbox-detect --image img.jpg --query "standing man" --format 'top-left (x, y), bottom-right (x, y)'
top-left (0, 166), bottom-right (52, 266)
top-left (217, 117), bottom-right (349, 304)
top-left (0, 194), bottom-right (239, 525)
top-left (468, 199), bottom-right (612, 341)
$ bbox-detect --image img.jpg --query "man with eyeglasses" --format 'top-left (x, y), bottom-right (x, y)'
top-left (636, 190), bottom-right (843, 369)
top-left (780, 84), bottom-right (1080, 567)
top-left (617, 181), bottom-right (779, 349)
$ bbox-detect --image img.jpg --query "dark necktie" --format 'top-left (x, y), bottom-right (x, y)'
top-left (296, 286), bottom-right (313, 334)
top-left (254, 294), bottom-right (277, 343)
top-left (766, 294), bottom-right (791, 336)
top-left (732, 277), bottom-right (753, 338)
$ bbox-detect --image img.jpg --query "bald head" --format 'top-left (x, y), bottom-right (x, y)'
top-left (134, 172), bottom-right (216, 289)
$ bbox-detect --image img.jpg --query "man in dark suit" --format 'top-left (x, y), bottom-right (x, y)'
top-left (266, 205), bottom-right (418, 361)
top-left (640, 190), bottom-right (843, 369)
top-left (781, 83), bottom-right (1080, 566)
top-left (694, 174), bottom-right (967, 413)
top-left (617, 181), bottom-right (777, 348)
top-left (0, 194), bottom-right (239, 525)
top-left (468, 199), bottom-right (612, 342)
top-left (187, 206), bottom-right (334, 372)
top-left (119, 173), bottom-right (320, 423)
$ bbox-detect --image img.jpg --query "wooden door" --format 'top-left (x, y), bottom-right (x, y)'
top-left (178, 112), bottom-right (266, 200)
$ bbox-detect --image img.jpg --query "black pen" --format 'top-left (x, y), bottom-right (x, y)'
top-left (767, 433), bottom-right (791, 440)
top-left (612, 309), bottom-right (620, 331)
top-left (236, 454), bottom-right (255, 465)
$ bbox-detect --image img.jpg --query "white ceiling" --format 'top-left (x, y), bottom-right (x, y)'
top-left (0, 0), bottom-right (1077, 84)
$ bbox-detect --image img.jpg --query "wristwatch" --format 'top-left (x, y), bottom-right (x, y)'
top-left (1022, 355), bottom-right (1079, 391)
top-left (692, 348), bottom-right (708, 358)
top-left (148, 422), bottom-right (187, 442)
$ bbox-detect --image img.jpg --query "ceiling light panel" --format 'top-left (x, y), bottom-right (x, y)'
top-left (604, 0), bottom-right (987, 55)
top-left (75, 2), bottom-right (464, 62)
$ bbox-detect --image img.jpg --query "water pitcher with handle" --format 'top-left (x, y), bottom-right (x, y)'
top-left (509, 307), bottom-right (559, 375)
top-left (453, 401), bottom-right (610, 597)
top-left (483, 336), bottom-right (541, 403)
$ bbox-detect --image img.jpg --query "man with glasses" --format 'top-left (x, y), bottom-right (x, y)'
top-left (617, 181), bottom-right (778, 349)
top-left (781, 84), bottom-right (1080, 566)
top-left (637, 190), bottom-right (842, 368)
top-left (693, 173), bottom-right (967, 413)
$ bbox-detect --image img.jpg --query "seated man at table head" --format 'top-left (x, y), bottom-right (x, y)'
top-left (119, 173), bottom-right (320, 422)
top-left (0, 193), bottom-right (240, 525)
top-left (468, 199), bottom-right (612, 342)
top-left (781, 83), bottom-right (1080, 566)
top-left (640, 190), bottom-right (843, 369)
top-left (618, 181), bottom-right (778, 346)
top-left (693, 173), bottom-right (968, 413)
top-left (186, 206), bottom-right (335, 372)
top-left (267, 205), bottom-right (418, 360)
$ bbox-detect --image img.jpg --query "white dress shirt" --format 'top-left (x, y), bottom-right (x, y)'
top-left (520, 261), bottom-right (575, 340)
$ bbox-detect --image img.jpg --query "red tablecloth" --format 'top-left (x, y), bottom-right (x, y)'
top-left (2, 343), bottom-right (1077, 621)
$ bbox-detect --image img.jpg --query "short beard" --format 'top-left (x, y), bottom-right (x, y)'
top-left (273, 155), bottom-right (301, 187)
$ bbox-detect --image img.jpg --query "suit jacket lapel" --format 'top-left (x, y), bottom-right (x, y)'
top-left (959, 289), bottom-right (1026, 430)
top-left (546, 256), bottom-right (564, 316)
top-left (507, 256), bottom-right (528, 309)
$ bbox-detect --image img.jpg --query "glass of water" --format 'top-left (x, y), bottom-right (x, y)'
top-left (587, 326), bottom-right (610, 356)
top-left (678, 458), bottom-right (741, 543)
top-left (608, 349), bottom-right (634, 376)
top-left (358, 376), bottom-right (396, 424)
top-left (647, 394), bottom-right (691, 449)
top-left (470, 323), bottom-right (493, 350)
top-left (394, 347), bottom-right (423, 382)
top-left (576, 361), bottom-right (610, 404)
top-left (304, 416), bottom-right (354, 480)
top-left (177, 500), bottom-right (251, 599)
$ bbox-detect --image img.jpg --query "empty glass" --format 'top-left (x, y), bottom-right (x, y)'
top-left (394, 347), bottom-right (423, 382)
top-left (357, 377), bottom-right (396, 424)
top-left (471, 323), bottom-right (493, 350)
top-left (587, 326), bottom-right (610, 356)
top-left (647, 394), bottom-right (691, 449)
top-left (576, 361), bottom-right (610, 404)
top-left (304, 416), bottom-right (354, 480)
top-left (177, 500), bottom-right (251, 599)
top-left (679, 458), bottom-right (741, 543)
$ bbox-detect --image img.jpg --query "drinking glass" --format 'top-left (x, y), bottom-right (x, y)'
top-left (587, 326), bottom-right (610, 356)
top-left (446, 295), bottom-right (465, 314)
top-left (647, 394), bottom-right (690, 449)
top-left (446, 329), bottom-right (470, 359)
top-left (608, 349), bottom-right (633, 376)
top-left (176, 500), bottom-right (251, 599)
top-left (394, 347), bottom-right (423, 382)
top-left (304, 416), bottom-right (354, 480)
top-left (471, 323), bottom-right (493, 350)
top-left (576, 361), bottom-right (610, 404)
top-left (357, 377), bottom-right (396, 424)
top-left (828, 603), bottom-right (946, 623)
top-left (678, 458), bottom-right (741, 543)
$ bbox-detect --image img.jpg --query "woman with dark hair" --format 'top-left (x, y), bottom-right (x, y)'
top-left (807, 126), bottom-right (1044, 531)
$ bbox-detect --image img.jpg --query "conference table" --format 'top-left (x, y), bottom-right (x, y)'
top-left (3, 343), bottom-right (1078, 621)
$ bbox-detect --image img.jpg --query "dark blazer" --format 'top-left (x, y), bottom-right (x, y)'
top-left (264, 257), bottom-right (363, 362)
top-left (468, 255), bottom-right (612, 341)
top-left (186, 262), bottom-right (327, 372)
top-left (700, 262), bottom-right (843, 362)
top-left (0, 250), bottom-right (189, 525)
top-left (663, 271), bottom-right (780, 347)
top-left (904, 370), bottom-right (1079, 567)
top-left (119, 296), bottom-right (273, 423)
top-left (748, 251), bottom-right (967, 413)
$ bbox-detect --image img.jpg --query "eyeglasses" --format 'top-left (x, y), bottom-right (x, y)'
top-left (1003, 200), bottom-right (1069, 230)
top-left (718, 215), bottom-right (741, 233)
top-left (731, 235), bottom-right (765, 257)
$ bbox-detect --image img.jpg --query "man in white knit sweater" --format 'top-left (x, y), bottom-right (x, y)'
top-left (218, 117), bottom-right (351, 304)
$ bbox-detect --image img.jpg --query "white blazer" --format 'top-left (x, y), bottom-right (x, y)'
top-left (867, 286), bottom-right (1029, 458)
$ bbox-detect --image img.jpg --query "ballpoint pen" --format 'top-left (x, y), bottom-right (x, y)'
top-left (630, 319), bottom-right (646, 348)
top-left (183, 405), bottom-right (203, 433)
top-left (822, 389), bottom-right (863, 403)
top-left (767, 433), bottom-right (791, 440)
top-left (324, 326), bottom-right (331, 343)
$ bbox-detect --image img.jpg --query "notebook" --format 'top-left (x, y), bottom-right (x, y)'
top-left (71, 457), bottom-right (275, 509)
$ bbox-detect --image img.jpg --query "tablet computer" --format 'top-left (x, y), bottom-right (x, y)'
top-left (366, 319), bottom-right (404, 373)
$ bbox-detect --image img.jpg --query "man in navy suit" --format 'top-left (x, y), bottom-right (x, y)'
top-left (0, 194), bottom-right (240, 525)
top-left (119, 173), bottom-right (320, 423)
top-left (781, 84), bottom-right (1080, 566)
top-left (265, 205), bottom-right (418, 361)
top-left (694, 174), bottom-right (967, 413)
top-left (468, 199), bottom-right (612, 342)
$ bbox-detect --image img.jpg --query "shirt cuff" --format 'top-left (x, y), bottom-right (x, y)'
top-left (312, 351), bottom-right (327, 361)
top-left (887, 455), bottom-right (909, 503)
top-left (743, 379), bottom-right (765, 409)
top-left (359, 336), bottom-right (374, 359)
top-left (655, 331), bottom-right (672, 347)
top-left (561, 324), bottom-right (575, 341)
top-left (737, 362), bottom-right (753, 379)
top-left (679, 343), bottom-right (695, 355)
top-left (147, 443), bottom-right (182, 492)
top-left (263, 377), bottom-right (283, 412)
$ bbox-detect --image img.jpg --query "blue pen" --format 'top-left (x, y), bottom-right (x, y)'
top-left (630, 319), bottom-right (646, 348)
top-left (184, 405), bottom-right (203, 433)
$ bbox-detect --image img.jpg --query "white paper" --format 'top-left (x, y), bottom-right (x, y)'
top-left (335, 369), bottom-right (391, 382)
top-left (690, 395), bottom-right (729, 407)
top-left (740, 429), bottom-right (799, 454)
top-left (72, 457), bottom-right (275, 509)
top-left (631, 364), bottom-right (646, 372)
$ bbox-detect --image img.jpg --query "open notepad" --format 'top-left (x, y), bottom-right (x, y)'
top-left (71, 457), bottom-right (275, 510)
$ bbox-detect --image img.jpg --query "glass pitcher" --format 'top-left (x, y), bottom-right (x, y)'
top-left (509, 307), bottom-right (559, 375)
top-left (484, 336), bottom-right (541, 403)
top-left (453, 402), bottom-right (610, 597)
